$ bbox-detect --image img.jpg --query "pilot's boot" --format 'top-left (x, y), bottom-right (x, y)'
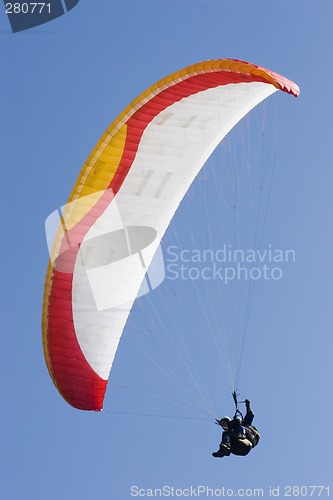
top-left (212, 443), bottom-right (231, 458)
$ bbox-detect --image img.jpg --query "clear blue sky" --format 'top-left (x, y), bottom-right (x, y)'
top-left (1, 1), bottom-right (332, 499)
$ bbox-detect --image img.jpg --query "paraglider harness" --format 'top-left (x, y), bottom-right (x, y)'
top-left (214, 391), bottom-right (246, 425)
top-left (215, 392), bottom-right (260, 447)
top-left (232, 391), bottom-right (244, 420)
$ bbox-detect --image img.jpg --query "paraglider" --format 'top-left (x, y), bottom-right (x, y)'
top-left (42, 58), bottom-right (299, 412)
top-left (212, 393), bottom-right (260, 458)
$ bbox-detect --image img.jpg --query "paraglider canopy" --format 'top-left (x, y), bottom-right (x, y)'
top-left (42, 59), bottom-right (299, 411)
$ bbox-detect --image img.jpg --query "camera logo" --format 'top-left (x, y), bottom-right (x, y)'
top-left (45, 190), bottom-right (166, 311)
